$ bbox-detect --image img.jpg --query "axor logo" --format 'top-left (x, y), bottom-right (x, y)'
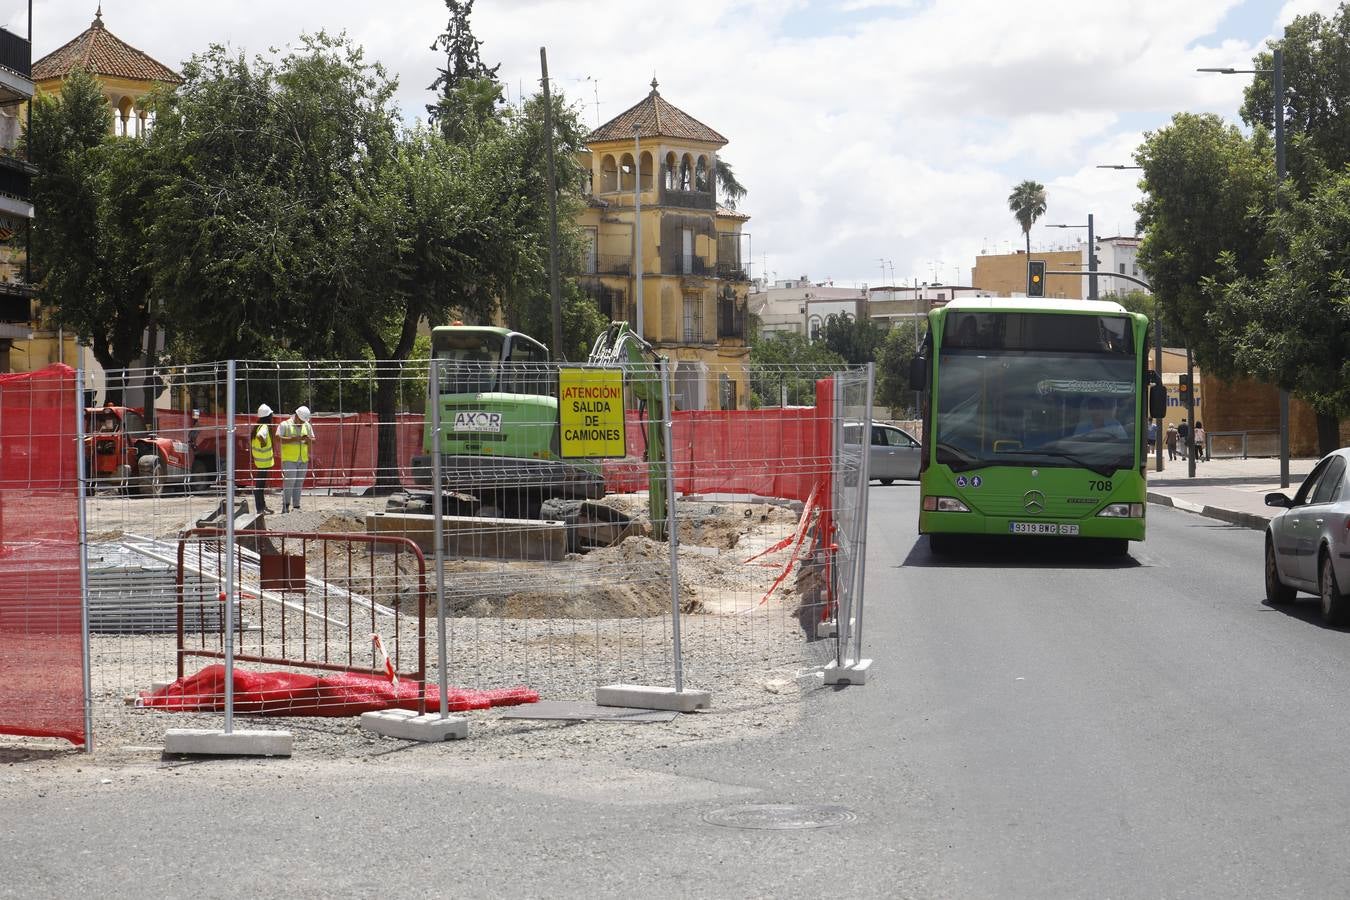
top-left (452, 411), bottom-right (502, 433)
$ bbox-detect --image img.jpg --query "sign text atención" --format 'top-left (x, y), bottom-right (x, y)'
top-left (558, 368), bottom-right (626, 458)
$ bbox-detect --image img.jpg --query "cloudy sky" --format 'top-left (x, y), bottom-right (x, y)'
top-left (15, 0), bottom-right (1340, 288)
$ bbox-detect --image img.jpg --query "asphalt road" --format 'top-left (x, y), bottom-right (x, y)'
top-left (9, 487), bottom-right (1350, 898)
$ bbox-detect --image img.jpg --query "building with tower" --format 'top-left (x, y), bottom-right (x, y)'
top-left (576, 79), bottom-right (751, 410)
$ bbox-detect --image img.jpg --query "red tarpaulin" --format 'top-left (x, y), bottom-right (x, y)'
top-left (139, 665), bottom-right (538, 718)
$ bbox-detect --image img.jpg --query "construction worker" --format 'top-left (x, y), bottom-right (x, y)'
top-left (277, 405), bottom-right (314, 514)
top-left (251, 403), bottom-right (276, 514)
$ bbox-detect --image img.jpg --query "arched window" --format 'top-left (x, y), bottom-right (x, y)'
top-left (619, 152), bottom-right (635, 191)
top-left (639, 151), bottom-right (653, 191)
top-left (601, 155), bottom-right (618, 192)
top-left (680, 154), bottom-right (693, 192)
top-left (695, 156), bottom-right (709, 192)
top-left (664, 152), bottom-right (677, 190)
top-left (116, 96), bottom-right (134, 137)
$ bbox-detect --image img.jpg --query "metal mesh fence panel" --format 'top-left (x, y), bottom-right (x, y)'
top-left (71, 349), bottom-right (871, 749)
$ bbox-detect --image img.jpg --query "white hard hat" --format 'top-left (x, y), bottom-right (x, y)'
top-left (257, 403), bottom-right (273, 418)
top-left (296, 405), bottom-right (311, 422)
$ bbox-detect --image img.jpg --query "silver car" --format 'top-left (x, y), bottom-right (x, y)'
top-left (1265, 448), bottom-right (1350, 624)
top-left (844, 423), bottom-right (921, 485)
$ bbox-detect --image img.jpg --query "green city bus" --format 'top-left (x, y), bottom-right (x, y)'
top-left (912, 298), bottom-right (1166, 555)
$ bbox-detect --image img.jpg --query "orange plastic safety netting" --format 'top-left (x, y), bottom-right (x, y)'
top-left (0, 364), bottom-right (83, 745)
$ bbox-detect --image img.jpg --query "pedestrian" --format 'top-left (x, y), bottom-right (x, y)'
top-left (1177, 420), bottom-right (1190, 459)
top-left (1147, 419), bottom-right (1158, 455)
top-left (277, 405), bottom-right (314, 514)
top-left (251, 403), bottom-right (276, 515)
top-left (1165, 422), bottom-right (1178, 461)
top-left (1194, 420), bottom-right (1207, 462)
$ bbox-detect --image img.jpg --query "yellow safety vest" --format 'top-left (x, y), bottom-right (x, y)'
top-left (250, 424), bottom-right (274, 469)
top-left (278, 419), bottom-right (313, 464)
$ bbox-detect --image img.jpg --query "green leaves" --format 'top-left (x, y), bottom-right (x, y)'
top-left (1007, 179), bottom-right (1047, 240)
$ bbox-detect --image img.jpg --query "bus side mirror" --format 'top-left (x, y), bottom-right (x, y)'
top-left (1149, 383), bottom-right (1167, 419)
top-left (909, 356), bottom-right (928, 391)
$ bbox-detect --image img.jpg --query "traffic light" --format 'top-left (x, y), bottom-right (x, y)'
top-left (1178, 373), bottom-right (1190, 393)
top-left (1027, 260), bottom-right (1046, 297)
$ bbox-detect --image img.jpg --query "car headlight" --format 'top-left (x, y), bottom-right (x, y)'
top-left (923, 495), bottom-right (971, 512)
top-left (1097, 503), bottom-right (1145, 518)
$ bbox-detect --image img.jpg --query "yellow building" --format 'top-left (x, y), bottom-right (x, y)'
top-left (972, 249), bottom-right (1084, 299)
top-left (576, 80), bottom-right (751, 410)
top-left (8, 8), bottom-right (183, 374)
top-left (33, 7), bottom-right (182, 136)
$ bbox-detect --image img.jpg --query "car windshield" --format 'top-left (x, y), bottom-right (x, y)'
top-left (935, 350), bottom-right (1137, 475)
top-left (434, 332), bottom-right (504, 395)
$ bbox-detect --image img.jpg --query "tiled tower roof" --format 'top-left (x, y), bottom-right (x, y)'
top-left (588, 79), bottom-right (726, 146)
top-left (33, 8), bottom-right (182, 85)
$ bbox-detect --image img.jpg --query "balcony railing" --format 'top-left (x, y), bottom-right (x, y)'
top-left (0, 164), bottom-right (29, 204)
top-left (673, 257), bottom-right (712, 277)
top-left (717, 298), bottom-right (747, 340)
top-left (664, 189), bottom-right (715, 211)
top-left (0, 29), bottom-right (30, 78)
top-left (716, 261), bottom-right (747, 281)
top-left (590, 254), bottom-right (632, 276)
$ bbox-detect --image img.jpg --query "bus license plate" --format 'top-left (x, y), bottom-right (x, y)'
top-left (1009, 522), bottom-right (1079, 535)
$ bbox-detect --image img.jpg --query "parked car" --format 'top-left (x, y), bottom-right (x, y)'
top-left (1264, 448), bottom-right (1350, 624)
top-left (843, 423), bottom-right (921, 485)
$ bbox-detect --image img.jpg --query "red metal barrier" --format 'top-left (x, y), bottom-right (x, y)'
top-left (176, 529), bottom-right (428, 715)
top-left (0, 364), bottom-right (84, 745)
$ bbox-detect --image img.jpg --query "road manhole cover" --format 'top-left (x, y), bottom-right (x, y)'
top-left (702, 803), bottom-right (857, 830)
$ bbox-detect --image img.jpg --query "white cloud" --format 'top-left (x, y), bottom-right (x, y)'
top-left (19, 0), bottom-right (1295, 288)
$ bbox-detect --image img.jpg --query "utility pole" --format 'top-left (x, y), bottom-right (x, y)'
top-left (1274, 46), bottom-right (1289, 489)
top-left (1087, 213), bottom-right (1097, 301)
top-left (540, 48), bottom-right (563, 358)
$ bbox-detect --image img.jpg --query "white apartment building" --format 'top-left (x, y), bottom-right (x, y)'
top-left (1082, 236), bottom-right (1146, 298)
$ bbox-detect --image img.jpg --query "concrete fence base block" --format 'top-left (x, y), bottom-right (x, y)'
top-left (595, 684), bottom-right (712, 713)
top-left (360, 708), bottom-right (468, 742)
top-left (823, 658), bottom-right (873, 686)
top-left (815, 620), bottom-right (837, 639)
top-left (163, 728), bottom-right (293, 757)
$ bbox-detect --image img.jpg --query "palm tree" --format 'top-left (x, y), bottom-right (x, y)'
top-left (1007, 180), bottom-right (1047, 286)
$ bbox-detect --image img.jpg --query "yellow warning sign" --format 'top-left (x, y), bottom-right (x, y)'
top-left (558, 368), bottom-right (626, 458)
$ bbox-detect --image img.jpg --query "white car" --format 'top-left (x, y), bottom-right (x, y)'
top-left (1264, 448), bottom-right (1350, 624)
top-left (843, 423), bottom-right (921, 485)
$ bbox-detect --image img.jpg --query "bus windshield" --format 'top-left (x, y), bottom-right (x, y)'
top-left (935, 314), bottom-right (1138, 475)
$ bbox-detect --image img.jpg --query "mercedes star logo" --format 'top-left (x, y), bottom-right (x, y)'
top-left (1023, 490), bottom-right (1046, 514)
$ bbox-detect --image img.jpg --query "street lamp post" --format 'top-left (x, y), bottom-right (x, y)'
top-left (1098, 163), bottom-right (1163, 474)
top-left (1199, 44), bottom-right (1289, 488)
top-left (1047, 215), bottom-right (1097, 300)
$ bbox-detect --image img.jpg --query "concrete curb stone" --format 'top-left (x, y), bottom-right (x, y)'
top-left (1146, 491), bottom-right (1271, 532)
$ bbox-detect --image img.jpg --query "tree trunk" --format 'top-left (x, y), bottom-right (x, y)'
top-left (1317, 412), bottom-right (1340, 457)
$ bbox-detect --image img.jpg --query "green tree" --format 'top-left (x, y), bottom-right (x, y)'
top-left (1240, 6), bottom-right (1350, 195)
top-left (426, 0), bottom-right (501, 140)
top-left (875, 324), bottom-right (921, 415)
top-left (1206, 172), bottom-right (1350, 451)
top-left (1132, 112), bottom-right (1273, 376)
top-left (818, 312), bottom-right (884, 365)
top-left (748, 330), bottom-right (845, 407)
top-left (1007, 179), bottom-right (1047, 260)
top-left (715, 158), bottom-right (747, 210)
top-left (28, 69), bottom-right (156, 399)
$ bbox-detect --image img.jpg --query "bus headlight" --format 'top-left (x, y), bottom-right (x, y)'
top-left (1097, 503), bottom-right (1145, 518)
top-left (923, 496), bottom-right (971, 512)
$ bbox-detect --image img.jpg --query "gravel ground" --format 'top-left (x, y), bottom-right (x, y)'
top-left (13, 492), bottom-right (841, 769)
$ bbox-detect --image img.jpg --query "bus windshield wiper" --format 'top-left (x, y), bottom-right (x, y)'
top-left (935, 441), bottom-right (980, 471)
top-left (999, 448), bottom-right (1116, 477)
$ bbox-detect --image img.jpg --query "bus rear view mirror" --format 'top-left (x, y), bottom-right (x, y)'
top-left (909, 356), bottom-right (928, 391)
top-left (1149, 383), bottom-right (1167, 419)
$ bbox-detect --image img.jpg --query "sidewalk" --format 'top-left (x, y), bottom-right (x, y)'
top-left (1145, 455), bottom-right (1318, 531)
